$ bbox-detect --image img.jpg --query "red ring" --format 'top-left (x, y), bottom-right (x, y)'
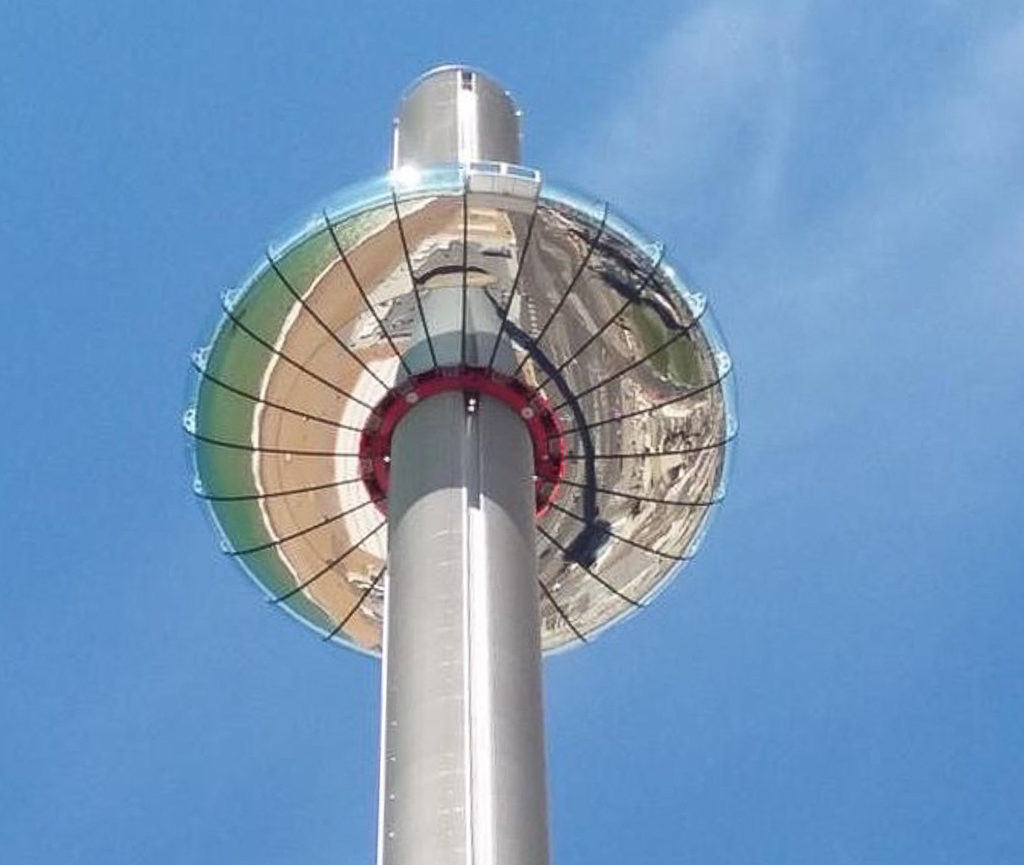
top-left (359, 366), bottom-right (565, 515)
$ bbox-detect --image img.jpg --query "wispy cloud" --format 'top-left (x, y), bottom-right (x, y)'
top-left (560, 1), bottom-right (1024, 282)
top-left (560, 1), bottom-right (1024, 507)
top-left (554, 0), bottom-right (809, 243)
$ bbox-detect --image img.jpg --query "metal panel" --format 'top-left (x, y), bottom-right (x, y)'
top-left (394, 66), bottom-right (521, 168)
top-left (382, 391), bottom-right (548, 865)
top-left (473, 72), bottom-right (521, 165)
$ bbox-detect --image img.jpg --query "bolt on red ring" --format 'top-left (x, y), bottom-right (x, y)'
top-left (359, 366), bottom-right (565, 515)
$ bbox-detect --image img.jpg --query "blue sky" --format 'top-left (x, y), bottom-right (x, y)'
top-left (3, 1), bottom-right (1023, 862)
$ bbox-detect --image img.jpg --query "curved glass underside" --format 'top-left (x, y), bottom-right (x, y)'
top-left (184, 164), bottom-right (737, 655)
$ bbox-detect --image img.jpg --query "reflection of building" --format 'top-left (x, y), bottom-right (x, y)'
top-left (186, 66), bottom-right (736, 865)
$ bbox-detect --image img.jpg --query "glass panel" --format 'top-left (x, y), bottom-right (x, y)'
top-left (319, 175), bottom-right (396, 236)
top-left (694, 300), bottom-right (730, 363)
top-left (537, 180), bottom-right (606, 230)
top-left (717, 364), bottom-right (739, 498)
top-left (505, 165), bottom-right (540, 180)
top-left (391, 164), bottom-right (465, 199)
top-left (657, 260), bottom-right (704, 317)
top-left (603, 207), bottom-right (661, 265)
top-left (385, 192), bottom-right (464, 373)
top-left (186, 168), bottom-right (737, 656)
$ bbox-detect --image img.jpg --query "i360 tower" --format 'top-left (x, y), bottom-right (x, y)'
top-left (185, 66), bottom-right (736, 865)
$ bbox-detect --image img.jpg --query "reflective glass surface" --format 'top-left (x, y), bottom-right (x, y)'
top-left (186, 167), bottom-right (736, 654)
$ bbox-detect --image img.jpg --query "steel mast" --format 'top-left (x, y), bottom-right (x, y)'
top-left (186, 62), bottom-right (736, 865)
top-left (381, 68), bottom-right (548, 865)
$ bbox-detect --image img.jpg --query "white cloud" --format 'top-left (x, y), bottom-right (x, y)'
top-left (561, 1), bottom-right (1024, 491)
top-left (556, 0), bottom-right (810, 240)
top-left (561, 1), bottom-right (1024, 281)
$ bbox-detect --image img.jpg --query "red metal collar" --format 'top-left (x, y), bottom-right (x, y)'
top-left (359, 366), bottom-right (565, 515)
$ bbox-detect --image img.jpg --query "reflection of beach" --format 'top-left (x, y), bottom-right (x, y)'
top-left (514, 210), bottom-right (725, 648)
top-left (254, 199), bottom-right (461, 651)
top-left (218, 193), bottom-right (728, 653)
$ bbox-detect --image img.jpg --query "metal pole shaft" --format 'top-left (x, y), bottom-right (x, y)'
top-left (381, 392), bottom-right (548, 865)
top-left (378, 67), bottom-right (546, 865)
top-left (392, 65), bottom-right (522, 169)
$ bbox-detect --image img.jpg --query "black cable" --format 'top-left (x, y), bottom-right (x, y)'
top-left (555, 370), bottom-right (731, 436)
top-left (228, 499), bottom-right (378, 556)
top-left (532, 245), bottom-right (665, 394)
top-left (557, 476), bottom-right (722, 507)
top-left (485, 202), bottom-right (539, 372)
top-left (550, 301), bottom-right (711, 412)
top-left (460, 185), bottom-right (469, 366)
top-left (192, 361), bottom-right (362, 432)
top-left (512, 203), bottom-right (609, 378)
top-left (266, 252), bottom-right (391, 391)
top-left (537, 577), bottom-right (587, 643)
top-left (489, 312), bottom-right (601, 528)
top-left (186, 427), bottom-right (357, 458)
top-left (271, 520), bottom-right (387, 604)
top-left (324, 212), bottom-right (412, 377)
top-left (391, 191), bottom-right (438, 369)
top-left (537, 524), bottom-right (644, 607)
top-left (546, 502), bottom-right (688, 562)
top-left (561, 432), bottom-right (735, 461)
top-left (197, 477), bottom-right (365, 503)
top-left (323, 565), bottom-right (387, 641)
top-left (220, 300), bottom-right (376, 411)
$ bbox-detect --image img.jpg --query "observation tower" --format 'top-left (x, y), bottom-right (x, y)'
top-left (185, 66), bottom-right (736, 865)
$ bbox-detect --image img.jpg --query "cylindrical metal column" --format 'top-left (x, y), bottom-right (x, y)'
top-left (392, 65), bottom-right (522, 168)
top-left (378, 68), bottom-right (547, 865)
top-left (381, 391), bottom-right (548, 865)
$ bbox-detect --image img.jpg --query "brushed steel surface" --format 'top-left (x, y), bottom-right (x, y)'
top-left (382, 391), bottom-right (547, 865)
top-left (190, 186), bottom-right (732, 653)
top-left (393, 65), bottom-right (521, 168)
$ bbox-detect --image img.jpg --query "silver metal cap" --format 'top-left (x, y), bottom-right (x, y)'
top-left (392, 65), bottom-right (522, 168)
